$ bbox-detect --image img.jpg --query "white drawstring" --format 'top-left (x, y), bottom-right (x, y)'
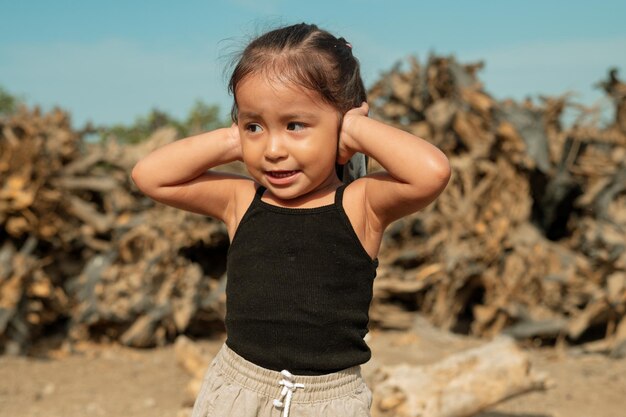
top-left (272, 370), bottom-right (305, 417)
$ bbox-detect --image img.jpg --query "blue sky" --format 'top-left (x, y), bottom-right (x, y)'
top-left (1, 0), bottom-right (625, 129)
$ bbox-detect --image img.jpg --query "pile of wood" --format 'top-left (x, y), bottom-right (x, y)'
top-left (0, 107), bottom-right (228, 354)
top-left (368, 55), bottom-right (626, 355)
top-left (1, 54), bottom-right (625, 356)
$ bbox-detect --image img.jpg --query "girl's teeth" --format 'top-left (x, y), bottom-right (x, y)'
top-left (271, 171), bottom-right (297, 178)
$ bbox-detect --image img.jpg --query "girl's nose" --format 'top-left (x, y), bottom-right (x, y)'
top-left (264, 134), bottom-right (288, 161)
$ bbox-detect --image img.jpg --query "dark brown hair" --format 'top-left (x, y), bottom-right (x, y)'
top-left (227, 22), bottom-right (367, 123)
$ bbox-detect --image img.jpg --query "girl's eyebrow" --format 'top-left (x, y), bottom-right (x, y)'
top-left (238, 111), bottom-right (260, 120)
top-left (239, 111), bottom-right (318, 120)
top-left (281, 112), bottom-right (318, 120)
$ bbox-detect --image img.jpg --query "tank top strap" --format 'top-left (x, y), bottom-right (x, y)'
top-left (334, 183), bottom-right (349, 208)
top-left (254, 185), bottom-right (267, 202)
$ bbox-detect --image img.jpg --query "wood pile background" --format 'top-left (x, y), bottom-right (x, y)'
top-left (0, 111), bottom-right (229, 354)
top-left (367, 56), bottom-right (626, 357)
top-left (1, 54), bottom-right (625, 356)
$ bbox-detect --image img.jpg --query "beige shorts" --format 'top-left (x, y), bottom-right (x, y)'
top-left (191, 342), bottom-right (372, 417)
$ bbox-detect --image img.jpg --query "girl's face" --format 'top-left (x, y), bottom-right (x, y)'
top-left (235, 73), bottom-right (343, 202)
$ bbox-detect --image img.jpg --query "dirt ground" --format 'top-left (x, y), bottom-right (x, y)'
top-left (2, 325), bottom-right (626, 417)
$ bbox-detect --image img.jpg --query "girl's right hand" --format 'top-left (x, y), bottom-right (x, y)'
top-left (228, 123), bottom-right (244, 161)
top-left (337, 102), bottom-right (369, 164)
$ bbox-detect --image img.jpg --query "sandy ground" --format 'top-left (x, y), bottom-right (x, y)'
top-left (1, 328), bottom-right (626, 417)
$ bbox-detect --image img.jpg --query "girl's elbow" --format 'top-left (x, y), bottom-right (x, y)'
top-left (406, 157), bottom-right (450, 201)
top-left (435, 157), bottom-right (452, 186)
top-left (426, 153), bottom-right (452, 187)
top-left (131, 162), bottom-right (157, 194)
top-left (130, 163), bottom-right (144, 187)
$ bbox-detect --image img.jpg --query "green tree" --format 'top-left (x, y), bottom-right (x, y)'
top-left (184, 100), bottom-right (224, 136)
top-left (0, 85), bottom-right (24, 115)
top-left (97, 100), bottom-right (228, 144)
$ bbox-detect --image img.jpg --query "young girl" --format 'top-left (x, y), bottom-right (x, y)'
top-left (132, 22), bottom-right (450, 417)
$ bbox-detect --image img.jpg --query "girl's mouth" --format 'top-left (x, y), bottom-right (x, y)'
top-left (268, 170), bottom-right (298, 178)
top-left (265, 170), bottom-right (301, 185)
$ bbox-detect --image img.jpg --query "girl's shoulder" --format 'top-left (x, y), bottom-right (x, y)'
top-left (341, 178), bottom-right (368, 223)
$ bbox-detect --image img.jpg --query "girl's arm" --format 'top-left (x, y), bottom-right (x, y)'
top-left (339, 103), bottom-right (451, 230)
top-left (131, 125), bottom-right (250, 223)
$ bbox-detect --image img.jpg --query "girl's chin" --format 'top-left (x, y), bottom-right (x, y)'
top-left (260, 183), bottom-right (312, 202)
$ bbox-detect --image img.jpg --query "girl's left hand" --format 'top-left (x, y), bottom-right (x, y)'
top-left (337, 102), bottom-right (369, 165)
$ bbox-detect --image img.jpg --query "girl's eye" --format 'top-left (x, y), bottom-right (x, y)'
top-left (245, 123), bottom-right (262, 133)
top-left (287, 122), bottom-right (305, 131)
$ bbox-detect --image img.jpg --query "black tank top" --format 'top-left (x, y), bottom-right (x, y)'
top-left (225, 183), bottom-right (379, 375)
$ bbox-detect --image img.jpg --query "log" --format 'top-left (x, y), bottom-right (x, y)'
top-left (174, 335), bottom-right (217, 406)
top-left (370, 336), bottom-right (550, 417)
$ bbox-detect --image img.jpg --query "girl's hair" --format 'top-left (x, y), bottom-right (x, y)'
top-left (227, 22), bottom-right (367, 123)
